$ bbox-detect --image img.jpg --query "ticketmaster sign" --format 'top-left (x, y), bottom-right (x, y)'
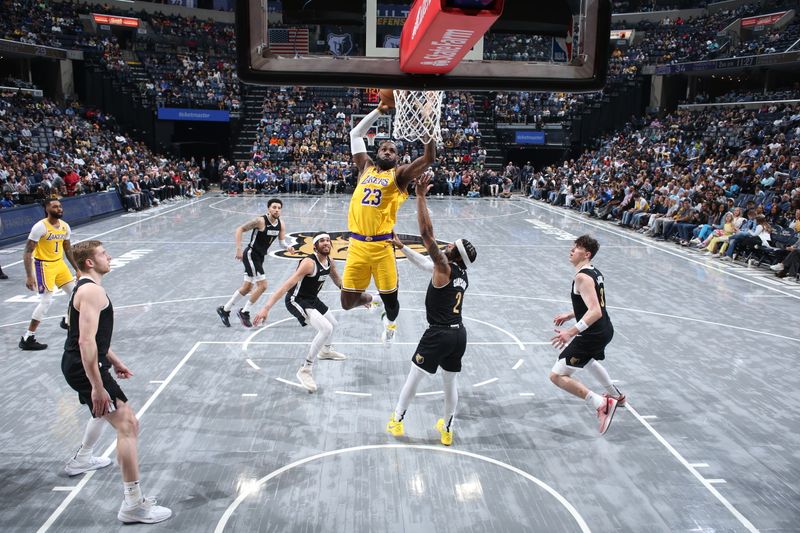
top-left (157, 108), bottom-right (230, 122)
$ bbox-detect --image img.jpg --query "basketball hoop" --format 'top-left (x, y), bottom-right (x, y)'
top-left (366, 132), bottom-right (377, 147)
top-left (392, 90), bottom-right (443, 144)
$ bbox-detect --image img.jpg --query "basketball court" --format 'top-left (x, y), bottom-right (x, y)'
top-left (0, 194), bottom-right (797, 532)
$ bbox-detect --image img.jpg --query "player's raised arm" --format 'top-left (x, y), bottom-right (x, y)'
top-left (350, 103), bottom-right (390, 174)
top-left (396, 141), bottom-right (436, 191)
top-left (392, 233), bottom-right (434, 274)
top-left (415, 172), bottom-right (450, 286)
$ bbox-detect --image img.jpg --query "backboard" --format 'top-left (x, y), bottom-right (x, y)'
top-left (237, 0), bottom-right (611, 92)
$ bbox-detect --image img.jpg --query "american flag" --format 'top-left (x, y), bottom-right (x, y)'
top-left (268, 28), bottom-right (309, 55)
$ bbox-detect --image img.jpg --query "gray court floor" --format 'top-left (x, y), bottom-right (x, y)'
top-left (0, 194), bottom-right (798, 532)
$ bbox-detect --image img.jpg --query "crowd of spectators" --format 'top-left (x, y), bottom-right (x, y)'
top-left (526, 103), bottom-right (800, 277)
top-left (0, 92), bottom-right (214, 211)
top-left (692, 87), bottom-right (800, 105)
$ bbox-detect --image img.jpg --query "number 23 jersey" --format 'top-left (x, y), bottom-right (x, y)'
top-left (347, 165), bottom-right (408, 236)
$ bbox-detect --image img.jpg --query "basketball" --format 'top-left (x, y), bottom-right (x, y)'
top-left (379, 88), bottom-right (395, 108)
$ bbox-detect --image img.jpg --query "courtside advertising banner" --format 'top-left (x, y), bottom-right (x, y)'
top-left (157, 108), bottom-right (231, 122)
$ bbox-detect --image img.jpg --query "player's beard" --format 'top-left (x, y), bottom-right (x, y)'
top-left (375, 155), bottom-right (395, 171)
top-left (50, 211), bottom-right (63, 219)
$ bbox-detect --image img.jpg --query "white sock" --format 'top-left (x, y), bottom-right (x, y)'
top-left (23, 330), bottom-right (35, 340)
top-left (123, 480), bottom-right (142, 506)
top-left (585, 391), bottom-right (604, 410)
top-left (321, 344), bottom-right (332, 355)
top-left (242, 299), bottom-right (255, 313)
top-left (394, 364), bottom-right (427, 420)
top-left (223, 290), bottom-right (245, 312)
top-left (76, 417), bottom-right (107, 460)
top-left (442, 369), bottom-right (458, 431)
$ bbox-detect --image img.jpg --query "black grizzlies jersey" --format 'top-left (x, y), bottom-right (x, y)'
top-left (289, 253), bottom-right (330, 301)
top-left (571, 266), bottom-right (612, 337)
top-left (248, 215), bottom-right (281, 255)
top-left (425, 262), bottom-right (468, 326)
top-left (63, 278), bottom-right (114, 364)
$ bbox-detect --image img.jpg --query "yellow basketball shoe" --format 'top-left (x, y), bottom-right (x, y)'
top-left (386, 413), bottom-right (404, 437)
top-left (436, 419), bottom-right (453, 446)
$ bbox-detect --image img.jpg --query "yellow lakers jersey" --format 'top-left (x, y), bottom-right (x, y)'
top-left (33, 219), bottom-right (69, 261)
top-left (347, 166), bottom-right (408, 236)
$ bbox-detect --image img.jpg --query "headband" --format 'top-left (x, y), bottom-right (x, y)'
top-left (312, 233), bottom-right (330, 245)
top-left (454, 239), bottom-right (473, 267)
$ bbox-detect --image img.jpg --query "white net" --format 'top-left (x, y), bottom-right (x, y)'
top-left (392, 90), bottom-right (444, 144)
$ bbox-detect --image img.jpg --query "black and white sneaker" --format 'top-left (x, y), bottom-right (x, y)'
top-left (19, 335), bottom-right (47, 351)
top-left (216, 306), bottom-right (231, 327)
top-left (237, 309), bottom-right (252, 328)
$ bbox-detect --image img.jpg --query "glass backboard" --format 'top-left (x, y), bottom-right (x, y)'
top-left (237, 0), bottom-right (611, 92)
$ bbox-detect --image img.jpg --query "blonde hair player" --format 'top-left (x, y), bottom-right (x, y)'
top-left (340, 92), bottom-right (436, 345)
top-left (20, 198), bottom-right (79, 351)
top-left (61, 240), bottom-right (171, 524)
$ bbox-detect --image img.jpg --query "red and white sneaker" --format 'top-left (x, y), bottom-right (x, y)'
top-left (603, 392), bottom-right (626, 407)
top-left (597, 396), bottom-right (619, 435)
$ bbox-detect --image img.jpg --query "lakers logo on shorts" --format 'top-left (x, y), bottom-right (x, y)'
top-left (414, 353), bottom-right (425, 365)
top-left (273, 231), bottom-right (448, 261)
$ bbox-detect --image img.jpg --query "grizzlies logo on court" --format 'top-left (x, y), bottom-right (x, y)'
top-left (414, 353), bottom-right (424, 365)
top-left (272, 231), bottom-right (448, 261)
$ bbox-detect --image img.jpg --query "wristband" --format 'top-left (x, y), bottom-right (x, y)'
top-left (575, 319), bottom-right (589, 332)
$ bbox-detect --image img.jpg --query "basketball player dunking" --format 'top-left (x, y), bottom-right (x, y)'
top-left (341, 101), bottom-right (435, 345)
top-left (550, 235), bottom-right (626, 435)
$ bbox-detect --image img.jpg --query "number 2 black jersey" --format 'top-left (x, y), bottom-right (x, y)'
top-left (571, 266), bottom-right (612, 338)
top-left (425, 262), bottom-right (468, 326)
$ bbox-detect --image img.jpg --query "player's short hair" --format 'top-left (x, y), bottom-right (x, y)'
top-left (267, 198), bottom-right (282, 208)
top-left (72, 240), bottom-right (103, 271)
top-left (574, 235), bottom-right (600, 259)
top-left (43, 198), bottom-right (60, 209)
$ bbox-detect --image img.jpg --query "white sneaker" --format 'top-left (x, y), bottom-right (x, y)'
top-left (318, 348), bottom-right (347, 360)
top-left (296, 366), bottom-right (317, 392)
top-left (719, 256), bottom-right (731, 261)
top-left (381, 314), bottom-right (397, 346)
top-left (690, 238), bottom-right (701, 244)
top-left (64, 454), bottom-right (112, 476)
top-left (770, 263), bottom-right (784, 272)
top-left (118, 497), bottom-right (172, 524)
top-left (366, 293), bottom-right (383, 313)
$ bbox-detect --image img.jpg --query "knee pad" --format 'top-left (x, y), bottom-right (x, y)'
top-left (380, 291), bottom-right (400, 321)
top-left (32, 290), bottom-right (54, 321)
top-left (60, 280), bottom-right (76, 295)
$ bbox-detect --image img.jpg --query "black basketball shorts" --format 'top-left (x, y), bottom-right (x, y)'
top-left (63, 359), bottom-right (129, 418)
top-left (285, 294), bottom-right (329, 327)
top-left (558, 328), bottom-right (614, 368)
top-left (412, 325), bottom-right (467, 374)
top-left (242, 247), bottom-right (266, 282)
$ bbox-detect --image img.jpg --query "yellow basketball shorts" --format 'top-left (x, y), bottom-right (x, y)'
top-left (34, 259), bottom-right (74, 293)
top-left (342, 240), bottom-right (398, 294)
